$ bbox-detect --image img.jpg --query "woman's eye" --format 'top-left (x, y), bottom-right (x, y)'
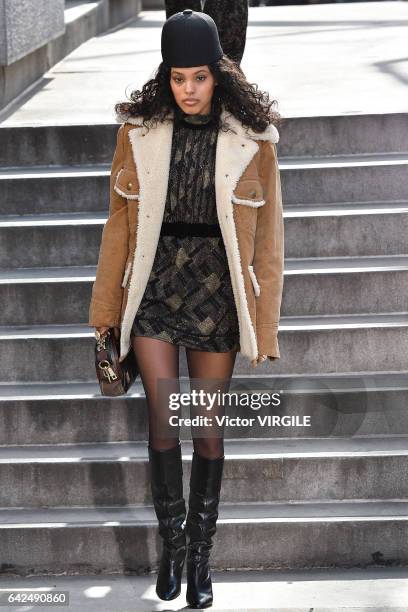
top-left (173, 75), bottom-right (206, 83)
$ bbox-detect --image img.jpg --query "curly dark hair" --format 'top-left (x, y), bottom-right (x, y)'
top-left (115, 55), bottom-right (283, 135)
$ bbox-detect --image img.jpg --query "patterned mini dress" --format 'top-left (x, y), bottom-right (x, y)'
top-left (131, 106), bottom-right (240, 353)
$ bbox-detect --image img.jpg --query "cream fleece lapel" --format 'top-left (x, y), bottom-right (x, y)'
top-left (119, 115), bottom-right (174, 360)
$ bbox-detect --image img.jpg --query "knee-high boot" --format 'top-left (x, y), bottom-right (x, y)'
top-left (185, 451), bottom-right (224, 609)
top-left (148, 441), bottom-right (187, 601)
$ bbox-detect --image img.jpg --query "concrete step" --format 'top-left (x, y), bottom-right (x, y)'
top-left (1, 372), bottom-right (407, 444)
top-left (2, 203), bottom-right (408, 268)
top-left (0, 125), bottom-right (118, 168)
top-left (279, 112), bottom-right (408, 158)
top-left (284, 255), bottom-right (408, 317)
top-left (0, 266), bottom-right (94, 325)
top-left (2, 257), bottom-right (408, 325)
top-left (0, 566), bottom-right (406, 611)
top-left (0, 213), bottom-right (105, 268)
top-left (0, 114), bottom-right (407, 167)
top-left (280, 153), bottom-right (408, 205)
top-left (285, 201), bottom-right (408, 258)
top-left (1, 154), bottom-right (407, 215)
top-left (0, 436), bottom-right (407, 508)
top-left (1, 314), bottom-right (408, 381)
top-left (0, 165), bottom-right (110, 215)
top-left (1, 500), bottom-right (408, 575)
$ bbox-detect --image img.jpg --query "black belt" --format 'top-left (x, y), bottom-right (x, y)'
top-left (160, 221), bottom-right (222, 237)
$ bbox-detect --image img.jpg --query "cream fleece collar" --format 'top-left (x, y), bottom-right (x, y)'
top-left (115, 106), bottom-right (279, 143)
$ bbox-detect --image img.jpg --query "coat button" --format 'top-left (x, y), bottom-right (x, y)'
top-left (250, 190), bottom-right (257, 197)
top-left (127, 182), bottom-right (133, 189)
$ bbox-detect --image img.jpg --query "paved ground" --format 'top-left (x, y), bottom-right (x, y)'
top-left (0, 567), bottom-right (408, 610)
top-left (1, 1), bottom-right (407, 126)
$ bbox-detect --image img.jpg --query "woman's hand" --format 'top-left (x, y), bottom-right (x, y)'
top-left (96, 327), bottom-right (120, 340)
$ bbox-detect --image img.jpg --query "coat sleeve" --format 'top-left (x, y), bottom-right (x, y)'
top-left (88, 124), bottom-right (130, 328)
top-left (252, 139), bottom-right (285, 360)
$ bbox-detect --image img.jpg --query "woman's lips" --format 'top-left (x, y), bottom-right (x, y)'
top-left (184, 100), bottom-right (199, 105)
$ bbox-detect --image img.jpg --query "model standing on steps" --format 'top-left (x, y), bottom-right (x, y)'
top-left (89, 8), bottom-right (284, 610)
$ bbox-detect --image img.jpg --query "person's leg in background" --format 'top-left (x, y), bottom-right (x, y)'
top-left (184, 346), bottom-right (238, 608)
top-left (203, 0), bottom-right (248, 65)
top-left (131, 335), bottom-right (186, 601)
top-left (165, 1), bottom-right (248, 66)
top-left (165, 0), bottom-right (201, 20)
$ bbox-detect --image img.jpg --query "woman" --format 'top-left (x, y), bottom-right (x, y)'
top-left (89, 9), bottom-right (284, 609)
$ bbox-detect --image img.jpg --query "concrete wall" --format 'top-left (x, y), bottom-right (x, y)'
top-left (0, 0), bottom-right (141, 113)
top-left (0, 0), bottom-right (65, 66)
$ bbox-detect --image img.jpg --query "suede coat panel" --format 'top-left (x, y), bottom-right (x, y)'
top-left (88, 107), bottom-right (284, 368)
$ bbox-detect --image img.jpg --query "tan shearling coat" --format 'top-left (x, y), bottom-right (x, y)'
top-left (88, 106), bottom-right (284, 368)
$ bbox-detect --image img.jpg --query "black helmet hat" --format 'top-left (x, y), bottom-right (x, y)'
top-left (161, 9), bottom-right (223, 68)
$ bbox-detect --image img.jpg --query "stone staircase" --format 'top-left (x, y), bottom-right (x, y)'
top-left (0, 113), bottom-right (408, 576)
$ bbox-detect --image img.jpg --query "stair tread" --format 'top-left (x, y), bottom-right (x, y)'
top-left (280, 152), bottom-right (408, 169)
top-left (285, 255), bottom-right (408, 273)
top-left (2, 201), bottom-right (408, 226)
top-left (2, 255), bottom-right (408, 283)
top-left (1, 371), bottom-right (408, 399)
top-left (0, 211), bottom-right (106, 226)
top-left (1, 499), bottom-right (408, 527)
top-left (1, 312), bottom-right (408, 337)
top-left (285, 200), bottom-right (408, 216)
top-left (1, 436), bottom-right (408, 462)
top-left (0, 164), bottom-right (110, 178)
top-left (1, 152), bottom-right (408, 176)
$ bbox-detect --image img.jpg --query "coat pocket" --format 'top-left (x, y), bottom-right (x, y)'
top-left (232, 179), bottom-right (264, 239)
top-left (248, 265), bottom-right (261, 297)
top-left (114, 168), bottom-right (140, 200)
top-left (232, 179), bottom-right (265, 208)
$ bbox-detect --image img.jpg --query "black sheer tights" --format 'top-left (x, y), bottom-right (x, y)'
top-left (131, 335), bottom-right (238, 459)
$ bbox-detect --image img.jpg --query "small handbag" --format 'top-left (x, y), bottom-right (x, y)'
top-left (94, 328), bottom-right (139, 396)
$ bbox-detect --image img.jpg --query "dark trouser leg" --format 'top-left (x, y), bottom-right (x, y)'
top-left (165, 0), bottom-right (201, 20)
top-left (204, 0), bottom-right (248, 65)
top-left (165, 1), bottom-right (248, 65)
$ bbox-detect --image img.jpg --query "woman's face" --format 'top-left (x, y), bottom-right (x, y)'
top-left (170, 65), bottom-right (217, 115)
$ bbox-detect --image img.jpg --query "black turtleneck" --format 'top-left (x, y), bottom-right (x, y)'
top-left (173, 103), bottom-right (216, 129)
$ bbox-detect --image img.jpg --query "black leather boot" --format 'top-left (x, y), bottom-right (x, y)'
top-left (148, 441), bottom-right (187, 601)
top-left (186, 451), bottom-right (225, 609)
